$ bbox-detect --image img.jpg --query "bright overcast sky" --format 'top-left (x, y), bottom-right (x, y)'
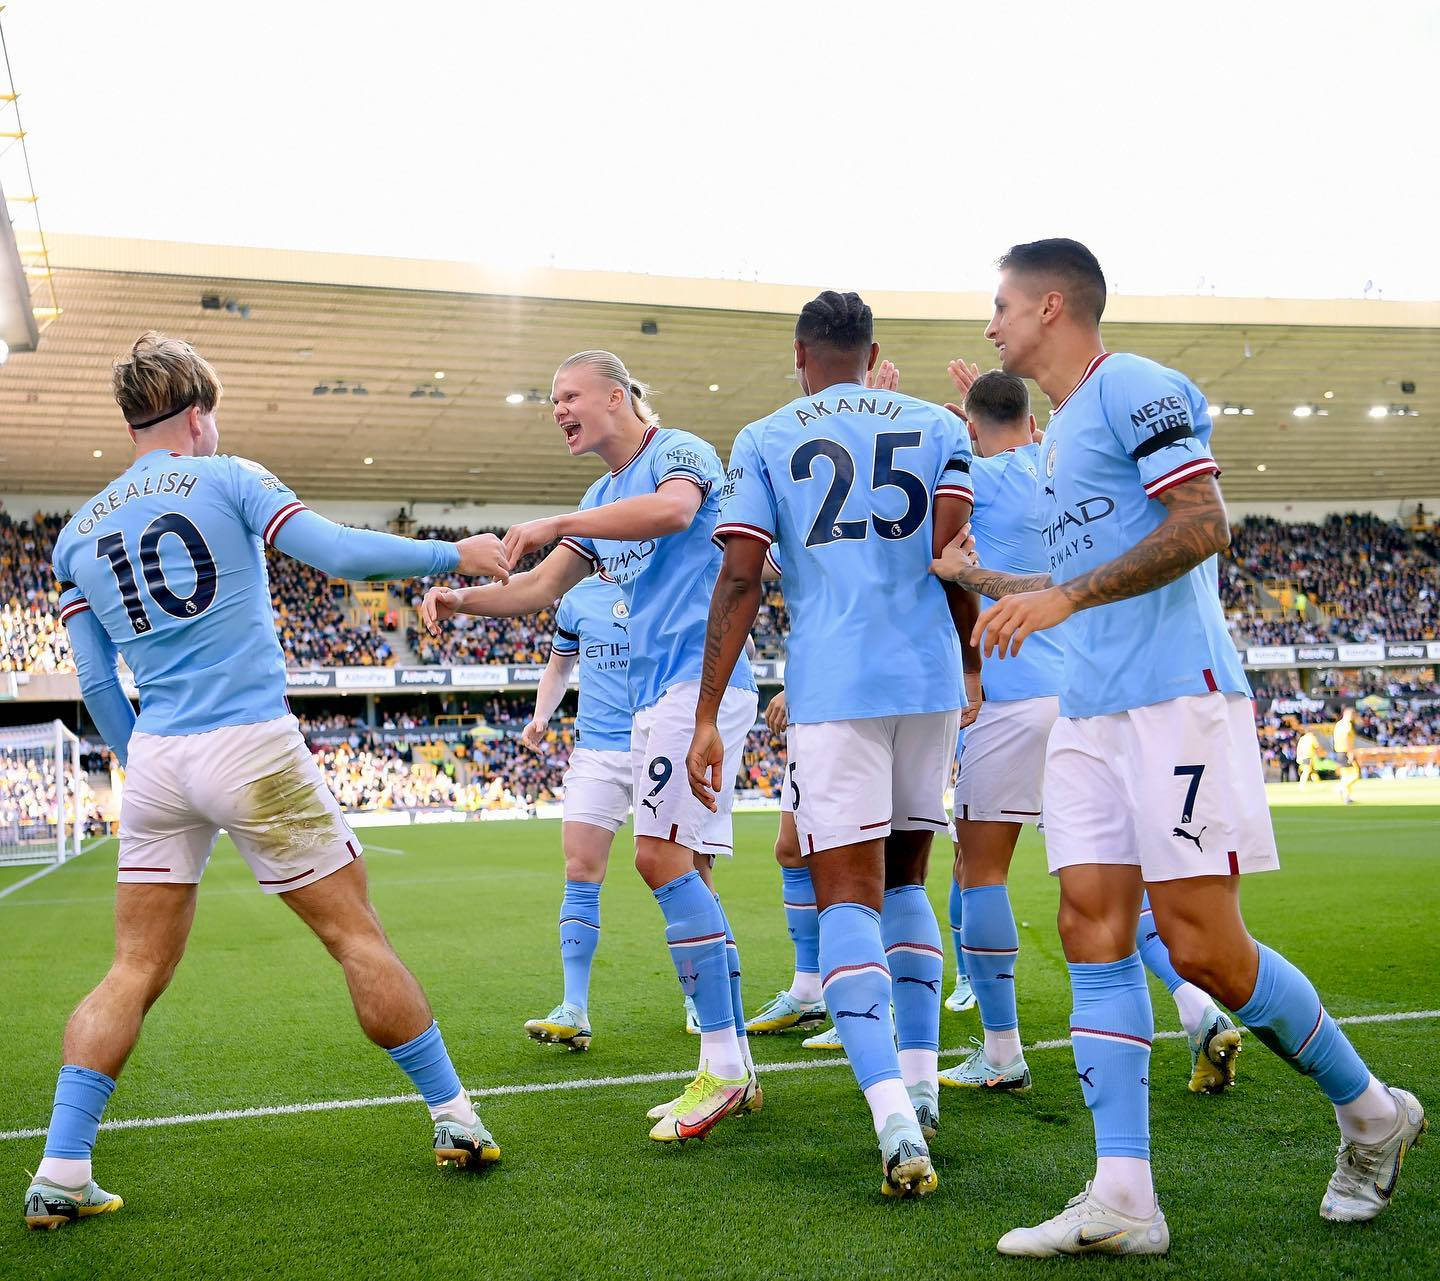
top-left (6, 0), bottom-right (1438, 299)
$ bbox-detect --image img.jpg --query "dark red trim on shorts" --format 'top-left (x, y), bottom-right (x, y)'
top-left (668, 823), bottom-right (678, 843)
top-left (345, 840), bottom-right (358, 860)
top-left (1000, 808), bottom-right (1043, 817)
top-left (258, 867), bottom-right (317, 886)
top-left (1227, 850), bottom-right (1239, 876)
top-left (859, 820), bottom-right (890, 831)
top-left (807, 833), bottom-right (816, 855)
top-left (701, 840), bottom-right (732, 850)
top-left (123, 866), bottom-right (171, 872)
top-left (1202, 667), bottom-right (1218, 692)
top-left (906, 815), bottom-right (949, 827)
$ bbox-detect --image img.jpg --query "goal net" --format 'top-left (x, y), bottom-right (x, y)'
top-left (0, 720), bottom-right (85, 867)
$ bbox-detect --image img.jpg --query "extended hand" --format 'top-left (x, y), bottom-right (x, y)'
top-left (866, 359), bottom-right (900, 392)
top-left (972, 587), bottom-right (1074, 658)
top-left (764, 688), bottom-right (789, 735)
top-left (502, 517), bottom-right (561, 566)
top-left (686, 721), bottom-right (726, 812)
top-left (455, 532), bottom-right (511, 581)
top-left (420, 586), bottom-right (461, 637)
top-left (930, 521), bottom-right (979, 583)
top-left (519, 718), bottom-right (547, 752)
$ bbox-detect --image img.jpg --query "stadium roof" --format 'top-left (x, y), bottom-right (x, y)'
top-left (3, 235), bottom-right (1437, 505)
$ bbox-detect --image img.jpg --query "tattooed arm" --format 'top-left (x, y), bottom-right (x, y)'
top-left (971, 475), bottom-right (1230, 658)
top-left (687, 535), bottom-right (767, 810)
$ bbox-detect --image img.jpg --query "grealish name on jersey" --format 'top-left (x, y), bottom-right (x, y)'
top-left (74, 471), bottom-right (200, 535)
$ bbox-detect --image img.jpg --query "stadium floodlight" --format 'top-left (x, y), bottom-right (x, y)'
top-left (1369, 405), bottom-right (1389, 418)
top-left (1205, 403), bottom-right (1220, 417)
top-left (1256, 464), bottom-right (1268, 472)
top-left (1324, 390), bottom-right (1334, 398)
top-left (709, 384), bottom-right (720, 392)
top-left (363, 456), bottom-right (374, 465)
top-left (1222, 405), bottom-right (1241, 415)
top-left (505, 392), bottom-right (525, 405)
top-left (1292, 405), bottom-right (1313, 418)
top-left (1240, 407), bottom-right (1255, 416)
top-left (91, 448), bottom-right (102, 458)
top-left (434, 371), bottom-right (445, 380)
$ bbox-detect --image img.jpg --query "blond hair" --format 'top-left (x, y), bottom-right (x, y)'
top-left (557, 349), bottom-right (659, 427)
top-left (112, 331), bottom-right (223, 426)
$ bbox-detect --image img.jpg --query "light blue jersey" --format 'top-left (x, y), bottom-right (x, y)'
top-left (1039, 352), bottom-right (1250, 718)
top-left (560, 425), bottom-right (756, 712)
top-left (53, 449), bottom-right (458, 739)
top-left (552, 573), bottom-right (633, 752)
top-left (716, 384), bottom-right (972, 724)
top-left (970, 445), bottom-right (1063, 702)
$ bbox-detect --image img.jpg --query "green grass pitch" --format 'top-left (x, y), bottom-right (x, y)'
top-left (2, 798), bottom-right (1437, 1279)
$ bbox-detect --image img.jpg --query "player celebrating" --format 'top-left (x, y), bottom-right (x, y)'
top-left (1333, 706), bottom-right (1360, 804)
top-left (934, 240), bottom-right (1424, 1256)
top-left (939, 364), bottom-right (1241, 1098)
top-left (688, 291), bottom-right (980, 1198)
top-left (519, 571), bottom-right (647, 1050)
top-left (421, 350), bottom-right (760, 1143)
top-left (24, 334), bottom-right (510, 1230)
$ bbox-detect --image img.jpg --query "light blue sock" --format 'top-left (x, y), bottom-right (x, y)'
top-left (559, 880), bottom-right (602, 1013)
top-left (948, 877), bottom-right (967, 979)
top-left (819, 902), bottom-right (900, 1090)
top-left (962, 885), bottom-right (1020, 1031)
top-left (42, 1065), bottom-right (116, 1159)
top-left (1135, 893), bottom-right (1184, 993)
top-left (655, 871), bottom-right (732, 1032)
top-left (881, 884), bottom-right (943, 1053)
top-left (1069, 954), bottom-right (1153, 1160)
top-left (780, 865), bottom-right (819, 976)
top-left (385, 1021), bottom-right (463, 1108)
top-left (713, 893), bottom-right (750, 1062)
top-left (1235, 942), bottom-right (1371, 1105)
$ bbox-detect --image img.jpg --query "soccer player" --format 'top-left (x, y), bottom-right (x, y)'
top-left (421, 350), bottom-right (761, 1143)
top-left (939, 364), bottom-right (1241, 1098)
top-left (518, 571), bottom-right (645, 1050)
top-left (933, 240), bottom-right (1424, 1255)
top-left (1297, 727), bottom-right (1322, 786)
top-left (24, 334), bottom-right (511, 1231)
top-left (1333, 706), bottom-right (1360, 804)
top-left (688, 290), bottom-right (981, 1198)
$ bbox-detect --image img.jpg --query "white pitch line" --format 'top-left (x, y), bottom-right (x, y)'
top-left (361, 843), bottom-right (407, 855)
top-left (0, 836), bottom-right (113, 902)
top-left (2, 1007), bottom-right (1435, 1144)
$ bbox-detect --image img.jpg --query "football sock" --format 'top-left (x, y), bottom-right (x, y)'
top-left (820, 902), bottom-right (902, 1114)
top-left (881, 884), bottom-right (942, 1088)
top-left (1335, 1076), bottom-right (1402, 1143)
top-left (781, 866), bottom-right (820, 1003)
top-left (864, 1079), bottom-right (917, 1135)
top-left (1093, 1157), bottom-right (1157, 1219)
top-left (1069, 953), bottom-right (1153, 1213)
top-left (1234, 943), bottom-right (1377, 1117)
top-left (962, 885), bottom-right (1021, 1062)
top-left (655, 872), bottom-right (739, 1075)
top-left (1135, 894), bottom-right (1213, 1038)
top-left (429, 1086), bottom-right (478, 1127)
top-left (37, 1065), bottom-right (115, 1186)
top-left (558, 879), bottom-right (602, 1014)
top-left (386, 1022), bottom-right (467, 1116)
top-left (713, 893), bottom-right (754, 1074)
top-left (948, 875), bottom-right (967, 981)
top-left (898, 1048), bottom-right (938, 1089)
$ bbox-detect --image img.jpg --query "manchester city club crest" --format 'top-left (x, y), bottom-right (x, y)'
top-left (1046, 441), bottom-right (1058, 477)
top-left (612, 599), bottom-right (629, 620)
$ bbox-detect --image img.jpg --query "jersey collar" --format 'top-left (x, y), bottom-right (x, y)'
top-left (1051, 351), bottom-right (1111, 416)
top-left (611, 424), bottom-right (659, 477)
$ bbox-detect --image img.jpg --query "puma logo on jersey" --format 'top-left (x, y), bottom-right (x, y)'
top-left (1171, 824), bottom-right (1207, 851)
top-left (836, 1003), bottom-right (882, 1021)
top-left (641, 798), bottom-right (661, 815)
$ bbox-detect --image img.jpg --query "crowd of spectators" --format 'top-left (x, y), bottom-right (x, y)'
top-left (267, 553), bottom-right (394, 667)
top-left (0, 748), bottom-right (102, 847)
top-left (0, 512), bottom-right (72, 673)
top-left (1227, 514), bottom-right (1438, 643)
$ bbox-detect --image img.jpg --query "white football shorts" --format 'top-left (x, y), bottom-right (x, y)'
top-left (788, 709), bottom-right (960, 856)
top-left (631, 679), bottom-right (758, 856)
top-left (953, 695), bottom-right (1059, 828)
top-left (562, 746), bottom-right (633, 832)
top-left (118, 714), bottom-right (361, 894)
top-left (1044, 691), bottom-right (1279, 882)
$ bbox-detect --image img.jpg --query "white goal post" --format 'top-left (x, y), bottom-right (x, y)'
top-left (0, 719), bottom-right (84, 866)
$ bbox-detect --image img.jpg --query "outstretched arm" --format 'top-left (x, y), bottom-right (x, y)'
top-left (687, 536), bottom-right (767, 809)
top-left (421, 543), bottom-right (591, 633)
top-left (503, 480), bottom-right (705, 563)
top-left (273, 510), bottom-right (510, 583)
top-left (971, 475), bottom-right (1230, 658)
